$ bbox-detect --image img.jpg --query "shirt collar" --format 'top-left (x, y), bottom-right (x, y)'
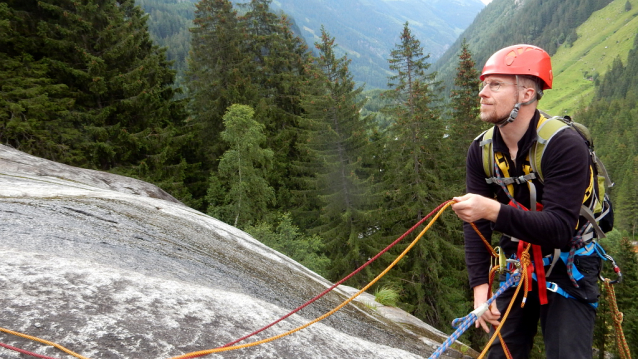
top-left (492, 110), bottom-right (540, 159)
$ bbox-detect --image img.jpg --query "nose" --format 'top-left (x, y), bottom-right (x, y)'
top-left (479, 85), bottom-right (489, 98)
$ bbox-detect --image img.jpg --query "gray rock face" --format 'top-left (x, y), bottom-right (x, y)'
top-left (0, 145), bottom-right (475, 359)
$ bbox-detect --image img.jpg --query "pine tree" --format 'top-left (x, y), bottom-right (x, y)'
top-left (207, 104), bottom-right (275, 227)
top-left (300, 27), bottom-right (380, 285)
top-left (379, 22), bottom-right (466, 328)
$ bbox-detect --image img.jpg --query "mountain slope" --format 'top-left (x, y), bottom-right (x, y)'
top-left (136, 0), bottom-right (485, 90)
top-left (431, 0), bottom-right (615, 98)
top-left (540, 0), bottom-right (638, 115)
top-left (267, 0), bottom-right (485, 88)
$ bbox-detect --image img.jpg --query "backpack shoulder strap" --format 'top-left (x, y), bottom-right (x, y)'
top-left (478, 127), bottom-right (494, 179)
top-left (529, 115), bottom-right (571, 182)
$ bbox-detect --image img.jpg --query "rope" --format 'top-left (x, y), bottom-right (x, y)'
top-left (0, 341), bottom-right (60, 359)
top-left (0, 327), bottom-right (89, 359)
top-left (477, 252), bottom-right (529, 359)
top-left (470, 222), bottom-right (497, 258)
top-left (451, 217), bottom-right (533, 359)
top-left (218, 200), bottom-right (453, 348)
top-left (0, 202), bottom-right (453, 359)
top-left (169, 201), bottom-right (455, 359)
top-left (428, 273), bottom-right (520, 359)
top-left (603, 279), bottom-right (631, 359)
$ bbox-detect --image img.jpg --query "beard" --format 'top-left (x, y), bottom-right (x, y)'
top-left (479, 106), bottom-right (509, 124)
top-left (480, 101), bottom-right (512, 124)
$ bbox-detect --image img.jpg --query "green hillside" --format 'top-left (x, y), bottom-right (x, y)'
top-left (541, 0), bottom-right (638, 115)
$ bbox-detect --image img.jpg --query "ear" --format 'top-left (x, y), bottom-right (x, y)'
top-left (521, 86), bottom-right (537, 103)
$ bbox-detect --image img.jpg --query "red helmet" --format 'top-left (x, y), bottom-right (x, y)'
top-left (480, 44), bottom-right (553, 90)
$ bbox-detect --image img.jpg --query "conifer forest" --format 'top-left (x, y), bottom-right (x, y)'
top-left (1, 0), bottom-right (637, 356)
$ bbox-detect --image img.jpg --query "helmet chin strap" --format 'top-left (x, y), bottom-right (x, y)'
top-left (496, 75), bottom-right (536, 128)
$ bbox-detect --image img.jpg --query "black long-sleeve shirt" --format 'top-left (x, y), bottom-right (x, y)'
top-left (464, 110), bottom-right (591, 289)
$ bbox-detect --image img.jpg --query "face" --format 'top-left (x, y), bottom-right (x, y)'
top-left (478, 75), bottom-right (521, 124)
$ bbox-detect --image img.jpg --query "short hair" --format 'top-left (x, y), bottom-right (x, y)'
top-left (518, 75), bottom-right (544, 101)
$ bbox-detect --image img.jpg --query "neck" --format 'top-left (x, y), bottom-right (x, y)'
top-left (499, 107), bottom-right (536, 157)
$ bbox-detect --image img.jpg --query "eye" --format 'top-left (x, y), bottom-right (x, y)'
top-left (489, 82), bottom-right (502, 91)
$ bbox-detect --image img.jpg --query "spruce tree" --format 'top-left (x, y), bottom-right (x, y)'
top-left (449, 39), bottom-right (484, 163)
top-left (187, 0), bottom-right (252, 168)
top-left (615, 156), bottom-right (638, 237)
top-left (1, 0), bottom-right (192, 204)
top-left (380, 22), bottom-right (466, 328)
top-left (188, 0), bottom-right (314, 215)
top-left (240, 0), bottom-right (314, 214)
top-left (0, 2), bottom-right (79, 162)
top-left (447, 40), bottom-right (486, 347)
top-left (613, 237), bottom-right (638, 356)
top-left (300, 27), bottom-right (380, 285)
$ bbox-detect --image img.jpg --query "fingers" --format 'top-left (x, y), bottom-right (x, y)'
top-left (475, 305), bottom-right (501, 333)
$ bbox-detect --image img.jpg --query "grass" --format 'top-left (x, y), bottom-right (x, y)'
top-left (540, 0), bottom-right (638, 116)
top-left (374, 286), bottom-right (400, 307)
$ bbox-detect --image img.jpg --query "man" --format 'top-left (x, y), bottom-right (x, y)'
top-left (451, 44), bottom-right (600, 359)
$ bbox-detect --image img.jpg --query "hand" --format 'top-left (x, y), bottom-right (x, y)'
top-left (451, 193), bottom-right (500, 223)
top-left (473, 283), bottom-right (501, 333)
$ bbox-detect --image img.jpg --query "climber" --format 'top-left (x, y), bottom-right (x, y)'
top-left (451, 44), bottom-right (600, 359)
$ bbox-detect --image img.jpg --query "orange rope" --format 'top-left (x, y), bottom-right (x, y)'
top-left (471, 222), bottom-right (498, 257)
top-left (477, 243), bottom-right (532, 359)
top-left (169, 201), bottom-right (454, 358)
top-left (0, 327), bottom-right (90, 359)
top-left (0, 203), bottom-right (454, 359)
top-left (486, 267), bottom-right (513, 359)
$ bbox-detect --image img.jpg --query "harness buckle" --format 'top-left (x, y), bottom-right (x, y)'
top-left (546, 282), bottom-right (559, 293)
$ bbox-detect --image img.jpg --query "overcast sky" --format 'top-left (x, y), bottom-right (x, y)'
top-left (481, 0), bottom-right (492, 4)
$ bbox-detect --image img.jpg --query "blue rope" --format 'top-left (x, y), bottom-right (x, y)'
top-left (428, 273), bottom-right (521, 359)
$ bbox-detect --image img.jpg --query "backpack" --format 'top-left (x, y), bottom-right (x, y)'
top-left (477, 111), bottom-right (614, 241)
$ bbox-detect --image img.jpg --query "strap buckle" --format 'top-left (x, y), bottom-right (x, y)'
top-left (546, 282), bottom-right (560, 293)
